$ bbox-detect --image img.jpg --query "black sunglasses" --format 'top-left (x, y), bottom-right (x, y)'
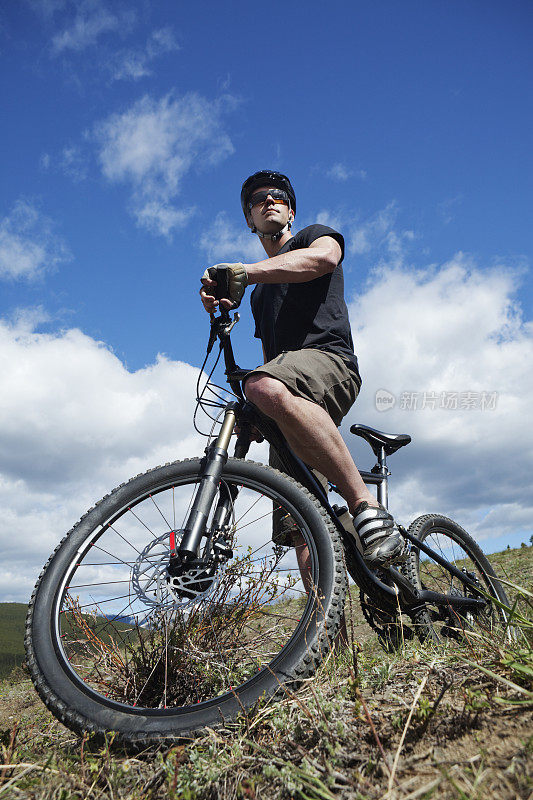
top-left (248, 189), bottom-right (289, 209)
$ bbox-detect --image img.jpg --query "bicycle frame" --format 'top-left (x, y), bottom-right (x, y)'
top-left (178, 311), bottom-right (488, 618)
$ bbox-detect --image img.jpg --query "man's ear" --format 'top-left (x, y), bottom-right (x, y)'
top-left (288, 209), bottom-right (295, 225)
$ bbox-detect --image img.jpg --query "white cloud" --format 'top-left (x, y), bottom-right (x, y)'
top-left (199, 212), bottom-right (264, 263)
top-left (0, 200), bottom-right (71, 281)
top-left (94, 92), bottom-right (235, 237)
top-left (135, 202), bottom-right (196, 238)
top-left (1, 253), bottom-right (531, 601)
top-left (348, 203), bottom-right (399, 255)
top-left (50, 0), bottom-right (134, 55)
top-left (0, 315), bottom-right (205, 601)
top-left (327, 163), bottom-right (352, 181)
top-left (314, 210), bottom-right (345, 232)
top-left (38, 145), bottom-right (88, 181)
top-left (312, 203), bottom-right (414, 263)
top-left (109, 27), bottom-right (179, 82)
top-left (325, 163), bottom-right (366, 182)
top-left (345, 257), bottom-right (533, 548)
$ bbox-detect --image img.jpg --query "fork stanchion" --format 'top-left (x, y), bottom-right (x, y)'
top-left (176, 405), bottom-right (237, 560)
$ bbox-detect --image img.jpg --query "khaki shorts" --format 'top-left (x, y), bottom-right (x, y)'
top-left (245, 348), bottom-right (361, 427)
top-left (245, 349), bottom-right (361, 545)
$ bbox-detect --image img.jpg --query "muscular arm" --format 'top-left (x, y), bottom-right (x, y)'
top-left (244, 236), bottom-right (342, 285)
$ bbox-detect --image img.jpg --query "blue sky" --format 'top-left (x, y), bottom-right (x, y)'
top-left (1, 0), bottom-right (532, 601)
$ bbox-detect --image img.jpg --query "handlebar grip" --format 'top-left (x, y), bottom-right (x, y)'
top-left (213, 266), bottom-right (231, 303)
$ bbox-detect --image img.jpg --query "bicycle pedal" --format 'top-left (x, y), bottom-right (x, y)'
top-left (388, 542), bottom-right (409, 566)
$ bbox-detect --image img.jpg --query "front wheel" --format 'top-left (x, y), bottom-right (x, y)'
top-left (404, 514), bottom-right (511, 644)
top-left (25, 458), bottom-right (346, 746)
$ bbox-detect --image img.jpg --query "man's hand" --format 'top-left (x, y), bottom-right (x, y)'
top-left (200, 263), bottom-right (248, 313)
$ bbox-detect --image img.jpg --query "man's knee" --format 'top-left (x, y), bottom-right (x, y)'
top-left (244, 374), bottom-right (293, 415)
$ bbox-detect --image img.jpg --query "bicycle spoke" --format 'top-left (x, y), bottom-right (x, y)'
top-left (77, 561), bottom-right (138, 567)
top-left (150, 494), bottom-right (172, 531)
top-left (66, 593), bottom-right (134, 611)
top-left (91, 543), bottom-right (139, 570)
top-left (127, 507), bottom-right (159, 539)
top-left (232, 494), bottom-right (266, 527)
top-left (231, 510), bottom-right (278, 534)
top-left (67, 579), bottom-right (132, 591)
top-left (107, 524), bottom-right (142, 555)
top-left (85, 600), bottom-right (139, 639)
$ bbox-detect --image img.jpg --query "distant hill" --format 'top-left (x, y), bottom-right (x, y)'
top-left (0, 603), bottom-right (140, 680)
top-left (0, 603), bottom-right (27, 679)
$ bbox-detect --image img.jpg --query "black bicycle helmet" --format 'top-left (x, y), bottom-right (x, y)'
top-left (240, 170), bottom-right (296, 217)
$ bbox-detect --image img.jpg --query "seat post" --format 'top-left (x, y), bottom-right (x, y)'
top-left (375, 446), bottom-right (389, 509)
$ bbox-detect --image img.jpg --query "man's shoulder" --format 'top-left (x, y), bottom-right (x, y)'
top-left (288, 224), bottom-right (345, 260)
top-left (293, 223), bottom-right (341, 241)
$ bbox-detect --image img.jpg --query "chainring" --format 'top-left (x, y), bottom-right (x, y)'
top-left (360, 589), bottom-right (415, 651)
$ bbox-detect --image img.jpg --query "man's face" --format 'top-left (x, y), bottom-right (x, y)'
top-left (247, 186), bottom-right (294, 233)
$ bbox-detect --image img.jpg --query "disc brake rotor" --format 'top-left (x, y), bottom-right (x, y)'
top-left (131, 531), bottom-right (226, 611)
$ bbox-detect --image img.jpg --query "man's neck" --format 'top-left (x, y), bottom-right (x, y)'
top-left (260, 229), bottom-right (294, 258)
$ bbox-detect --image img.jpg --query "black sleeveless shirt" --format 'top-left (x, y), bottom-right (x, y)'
top-left (250, 224), bottom-right (360, 376)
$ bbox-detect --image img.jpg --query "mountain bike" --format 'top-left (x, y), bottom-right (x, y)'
top-left (25, 295), bottom-right (511, 747)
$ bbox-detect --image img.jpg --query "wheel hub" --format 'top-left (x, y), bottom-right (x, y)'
top-left (166, 556), bottom-right (218, 600)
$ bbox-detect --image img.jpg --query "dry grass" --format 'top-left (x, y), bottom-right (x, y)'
top-left (1, 546), bottom-right (532, 799)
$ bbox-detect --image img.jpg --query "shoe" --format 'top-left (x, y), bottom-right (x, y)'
top-left (352, 501), bottom-right (404, 566)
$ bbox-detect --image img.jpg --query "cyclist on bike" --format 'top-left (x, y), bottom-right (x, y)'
top-left (200, 170), bottom-right (403, 568)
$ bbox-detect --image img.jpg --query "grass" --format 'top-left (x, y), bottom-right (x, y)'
top-left (1, 545), bottom-right (532, 799)
top-left (0, 604), bottom-right (26, 680)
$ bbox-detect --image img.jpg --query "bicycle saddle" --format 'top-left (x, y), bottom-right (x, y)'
top-left (350, 423), bottom-right (411, 457)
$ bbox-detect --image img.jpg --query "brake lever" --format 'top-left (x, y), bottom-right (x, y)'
top-left (207, 312), bottom-right (240, 353)
top-left (224, 312), bottom-right (240, 335)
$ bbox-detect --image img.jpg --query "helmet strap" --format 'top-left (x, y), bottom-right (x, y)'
top-left (251, 221), bottom-right (292, 241)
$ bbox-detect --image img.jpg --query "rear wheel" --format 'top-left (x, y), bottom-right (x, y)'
top-left (404, 514), bottom-right (511, 643)
top-left (25, 458), bottom-right (346, 746)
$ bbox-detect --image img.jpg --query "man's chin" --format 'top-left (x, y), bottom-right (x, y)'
top-left (257, 223), bottom-right (284, 235)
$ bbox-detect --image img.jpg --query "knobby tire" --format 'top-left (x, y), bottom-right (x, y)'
top-left (25, 458), bottom-right (346, 746)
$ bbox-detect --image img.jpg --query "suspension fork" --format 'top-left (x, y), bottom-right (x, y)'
top-left (176, 403), bottom-right (238, 562)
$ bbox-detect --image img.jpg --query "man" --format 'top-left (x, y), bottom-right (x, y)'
top-left (200, 170), bottom-right (403, 567)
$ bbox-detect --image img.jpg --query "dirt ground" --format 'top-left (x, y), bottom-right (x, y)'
top-left (2, 651), bottom-right (531, 800)
top-left (2, 546), bottom-right (532, 799)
